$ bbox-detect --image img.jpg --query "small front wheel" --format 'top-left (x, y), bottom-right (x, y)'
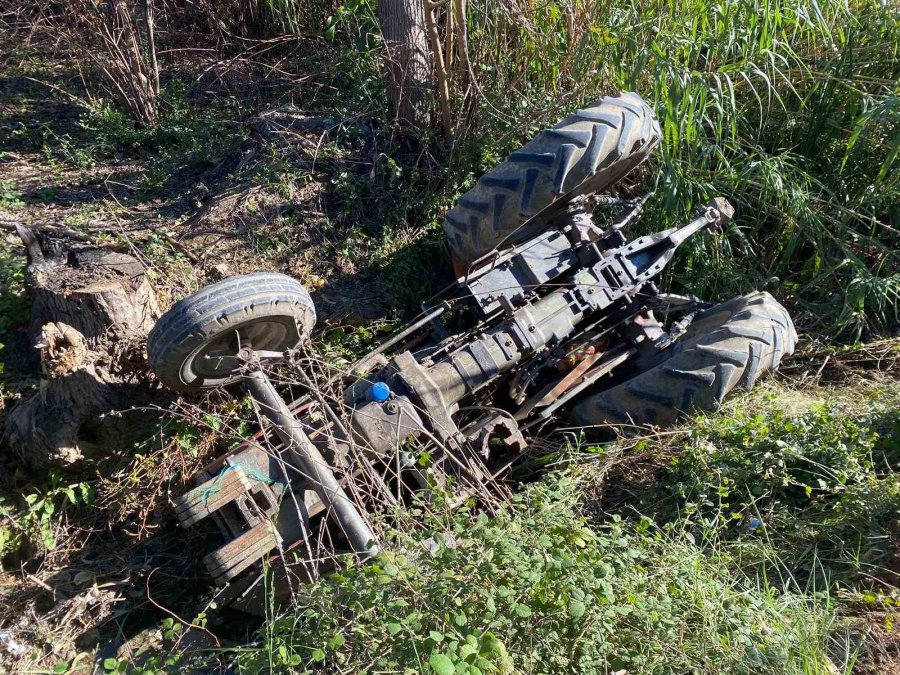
top-left (147, 273), bottom-right (316, 391)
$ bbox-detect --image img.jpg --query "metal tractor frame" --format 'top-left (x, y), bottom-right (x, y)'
top-left (162, 193), bottom-right (739, 611)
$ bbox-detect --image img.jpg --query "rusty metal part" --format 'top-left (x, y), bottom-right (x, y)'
top-left (515, 349), bottom-right (607, 421)
top-left (464, 413), bottom-right (527, 458)
top-left (204, 521), bottom-right (281, 585)
top-left (557, 345), bottom-right (597, 371)
top-left (522, 346), bottom-right (636, 427)
top-left (175, 465), bottom-right (258, 528)
top-left (628, 310), bottom-right (666, 346)
top-left (177, 450), bottom-right (283, 518)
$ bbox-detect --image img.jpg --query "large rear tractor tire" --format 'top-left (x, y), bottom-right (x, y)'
top-left (443, 92), bottom-right (661, 266)
top-left (147, 273), bottom-right (316, 391)
top-left (572, 292), bottom-right (796, 429)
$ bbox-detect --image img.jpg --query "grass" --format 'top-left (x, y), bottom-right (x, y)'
top-left (0, 181), bottom-right (24, 209)
top-left (51, 83), bottom-right (247, 182)
top-left (601, 383), bottom-right (900, 588)
top-left (297, 0), bottom-right (900, 334)
top-left (462, 0), bottom-right (900, 336)
top-left (227, 474), bottom-right (846, 675)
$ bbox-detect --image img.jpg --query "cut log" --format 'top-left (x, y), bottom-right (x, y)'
top-left (25, 247), bottom-right (160, 341)
top-left (5, 227), bottom-right (161, 469)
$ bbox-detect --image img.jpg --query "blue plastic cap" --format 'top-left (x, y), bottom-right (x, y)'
top-left (368, 381), bottom-right (391, 402)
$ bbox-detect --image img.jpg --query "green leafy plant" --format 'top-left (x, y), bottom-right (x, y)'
top-left (0, 180), bottom-right (24, 209)
top-left (0, 473), bottom-right (95, 564)
top-left (635, 388), bottom-right (900, 583)
top-left (0, 241), bottom-right (30, 376)
top-left (235, 475), bottom-right (838, 674)
top-left (318, 322), bottom-right (389, 364)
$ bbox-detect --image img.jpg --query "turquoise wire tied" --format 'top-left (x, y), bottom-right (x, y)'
top-left (200, 462), bottom-right (276, 505)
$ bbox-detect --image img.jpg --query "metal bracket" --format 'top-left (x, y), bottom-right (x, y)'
top-left (239, 350), bottom-right (379, 561)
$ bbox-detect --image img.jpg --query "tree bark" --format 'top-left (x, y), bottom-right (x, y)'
top-left (378, 0), bottom-right (433, 129)
top-left (5, 227), bottom-right (161, 469)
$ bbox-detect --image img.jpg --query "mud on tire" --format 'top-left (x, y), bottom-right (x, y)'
top-left (148, 273), bottom-right (316, 391)
top-left (443, 92), bottom-right (661, 266)
top-left (572, 292), bottom-right (797, 428)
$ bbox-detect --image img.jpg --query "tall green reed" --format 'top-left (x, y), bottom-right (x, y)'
top-left (460, 0), bottom-right (899, 335)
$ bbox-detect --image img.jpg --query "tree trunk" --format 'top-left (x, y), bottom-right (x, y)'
top-left (5, 227), bottom-right (161, 469)
top-left (378, 0), bottom-right (433, 129)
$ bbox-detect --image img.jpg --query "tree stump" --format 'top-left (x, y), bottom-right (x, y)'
top-left (6, 227), bottom-right (161, 469)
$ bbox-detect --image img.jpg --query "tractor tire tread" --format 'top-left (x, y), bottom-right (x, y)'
top-left (443, 92), bottom-right (661, 265)
top-left (572, 292), bottom-right (796, 428)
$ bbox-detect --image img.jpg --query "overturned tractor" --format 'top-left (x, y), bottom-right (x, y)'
top-left (147, 93), bottom-right (796, 610)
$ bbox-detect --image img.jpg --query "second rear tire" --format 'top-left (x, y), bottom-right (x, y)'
top-left (571, 292), bottom-right (796, 429)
